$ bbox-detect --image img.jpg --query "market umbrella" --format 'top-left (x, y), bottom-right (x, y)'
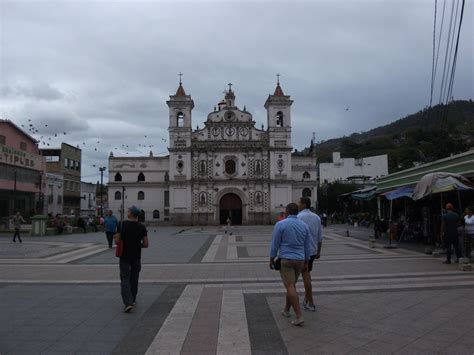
top-left (412, 172), bottom-right (473, 201)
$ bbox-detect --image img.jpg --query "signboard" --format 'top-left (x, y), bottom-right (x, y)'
top-left (0, 144), bottom-right (43, 170)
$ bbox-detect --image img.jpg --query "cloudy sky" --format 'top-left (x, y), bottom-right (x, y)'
top-left (1, 0), bottom-right (472, 183)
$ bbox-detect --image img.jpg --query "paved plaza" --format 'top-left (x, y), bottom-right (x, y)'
top-left (1, 225), bottom-right (474, 354)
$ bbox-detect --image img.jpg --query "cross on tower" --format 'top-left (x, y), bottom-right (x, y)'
top-left (178, 72), bottom-right (183, 84)
top-left (276, 73), bottom-right (281, 84)
top-left (228, 83), bottom-right (233, 92)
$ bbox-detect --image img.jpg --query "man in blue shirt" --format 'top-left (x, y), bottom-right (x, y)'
top-left (269, 203), bottom-right (312, 326)
top-left (298, 197), bottom-right (323, 312)
top-left (104, 210), bottom-right (118, 248)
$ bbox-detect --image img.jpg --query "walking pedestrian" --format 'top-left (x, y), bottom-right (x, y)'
top-left (104, 210), bottom-right (118, 248)
top-left (463, 206), bottom-right (474, 259)
top-left (442, 203), bottom-right (462, 264)
top-left (269, 203), bottom-right (311, 326)
top-left (115, 206), bottom-right (149, 313)
top-left (297, 197), bottom-right (323, 312)
top-left (12, 211), bottom-right (25, 243)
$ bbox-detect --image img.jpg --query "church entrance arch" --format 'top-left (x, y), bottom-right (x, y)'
top-left (219, 193), bottom-right (242, 225)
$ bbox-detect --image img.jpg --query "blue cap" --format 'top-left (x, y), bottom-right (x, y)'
top-left (128, 205), bottom-right (141, 216)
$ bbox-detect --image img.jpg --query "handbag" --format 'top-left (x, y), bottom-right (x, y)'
top-left (115, 222), bottom-right (124, 257)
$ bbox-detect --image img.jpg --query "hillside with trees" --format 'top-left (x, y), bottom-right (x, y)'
top-left (309, 100), bottom-right (474, 173)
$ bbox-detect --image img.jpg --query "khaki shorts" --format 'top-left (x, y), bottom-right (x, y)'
top-left (280, 259), bottom-right (304, 285)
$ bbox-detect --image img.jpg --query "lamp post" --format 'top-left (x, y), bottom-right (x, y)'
top-left (99, 167), bottom-right (106, 217)
top-left (121, 186), bottom-right (126, 221)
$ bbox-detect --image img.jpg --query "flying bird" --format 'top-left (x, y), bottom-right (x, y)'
top-left (345, 107), bottom-right (350, 111)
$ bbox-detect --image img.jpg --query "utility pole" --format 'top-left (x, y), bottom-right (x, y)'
top-left (99, 167), bottom-right (106, 217)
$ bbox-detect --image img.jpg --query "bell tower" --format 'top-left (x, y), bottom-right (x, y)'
top-left (167, 74), bottom-right (194, 224)
top-left (265, 75), bottom-right (293, 178)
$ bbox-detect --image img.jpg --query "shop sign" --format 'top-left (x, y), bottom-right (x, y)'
top-left (0, 144), bottom-right (43, 170)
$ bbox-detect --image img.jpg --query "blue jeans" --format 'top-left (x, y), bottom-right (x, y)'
top-left (119, 258), bottom-right (141, 306)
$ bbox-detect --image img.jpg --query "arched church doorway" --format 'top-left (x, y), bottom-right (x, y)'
top-left (219, 193), bottom-right (242, 225)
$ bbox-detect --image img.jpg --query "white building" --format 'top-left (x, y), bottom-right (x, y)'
top-left (44, 173), bottom-right (63, 216)
top-left (319, 152), bottom-right (388, 185)
top-left (108, 80), bottom-right (318, 225)
top-left (80, 182), bottom-right (97, 216)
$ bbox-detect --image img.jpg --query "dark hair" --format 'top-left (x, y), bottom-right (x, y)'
top-left (300, 197), bottom-right (311, 209)
top-left (286, 203), bottom-right (299, 216)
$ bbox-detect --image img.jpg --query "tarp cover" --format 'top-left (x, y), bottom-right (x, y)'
top-left (351, 189), bottom-right (377, 201)
top-left (383, 186), bottom-right (414, 201)
top-left (412, 172), bottom-right (473, 201)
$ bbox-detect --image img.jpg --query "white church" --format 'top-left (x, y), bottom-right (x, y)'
top-left (107, 79), bottom-right (318, 225)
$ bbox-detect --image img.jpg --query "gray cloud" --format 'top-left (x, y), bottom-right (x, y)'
top-left (1, 0), bottom-right (472, 182)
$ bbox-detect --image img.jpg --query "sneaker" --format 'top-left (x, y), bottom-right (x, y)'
top-left (123, 305), bottom-right (134, 313)
top-left (291, 317), bottom-right (305, 326)
top-left (281, 310), bottom-right (291, 318)
top-left (304, 303), bottom-right (316, 312)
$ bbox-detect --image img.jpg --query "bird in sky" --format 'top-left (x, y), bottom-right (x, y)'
top-left (345, 107), bottom-right (350, 111)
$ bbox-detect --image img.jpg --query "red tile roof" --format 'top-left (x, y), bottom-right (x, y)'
top-left (175, 83), bottom-right (186, 96)
top-left (273, 83), bottom-right (284, 96)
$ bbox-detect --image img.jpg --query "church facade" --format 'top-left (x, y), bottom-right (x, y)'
top-left (107, 81), bottom-right (317, 225)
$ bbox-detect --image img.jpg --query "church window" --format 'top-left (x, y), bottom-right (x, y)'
top-left (199, 160), bottom-right (207, 174)
top-left (153, 210), bottom-right (160, 219)
top-left (114, 191), bottom-right (122, 200)
top-left (114, 173), bottom-right (122, 182)
top-left (138, 172), bottom-right (145, 182)
top-left (302, 188), bottom-right (312, 197)
top-left (303, 171), bottom-right (310, 179)
top-left (164, 172), bottom-right (169, 182)
top-left (177, 112), bottom-right (184, 127)
top-left (138, 191), bottom-right (145, 200)
top-left (255, 160), bottom-right (262, 174)
top-left (225, 159), bottom-right (236, 175)
top-left (276, 111), bottom-right (284, 127)
top-left (164, 191), bottom-right (169, 207)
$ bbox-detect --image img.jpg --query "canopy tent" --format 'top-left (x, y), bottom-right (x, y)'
top-left (351, 189), bottom-right (377, 201)
top-left (382, 186), bottom-right (414, 201)
top-left (412, 172), bottom-right (473, 201)
top-left (339, 187), bottom-right (377, 201)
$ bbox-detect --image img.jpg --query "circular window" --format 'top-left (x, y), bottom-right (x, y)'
top-left (225, 127), bottom-right (235, 136)
top-left (240, 127), bottom-right (249, 136)
top-left (225, 111), bottom-right (235, 121)
top-left (211, 127), bottom-right (220, 136)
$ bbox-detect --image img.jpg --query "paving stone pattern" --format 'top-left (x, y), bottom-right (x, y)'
top-left (1, 225), bottom-right (473, 354)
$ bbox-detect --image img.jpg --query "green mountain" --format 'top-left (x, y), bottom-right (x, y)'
top-left (311, 100), bottom-right (474, 173)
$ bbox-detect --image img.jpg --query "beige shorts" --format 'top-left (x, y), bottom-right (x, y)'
top-left (280, 259), bottom-right (304, 285)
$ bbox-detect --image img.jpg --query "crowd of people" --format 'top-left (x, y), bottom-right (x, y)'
top-left (8, 198), bottom-right (473, 321)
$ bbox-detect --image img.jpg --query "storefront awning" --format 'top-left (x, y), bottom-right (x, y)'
top-left (382, 186), bottom-right (414, 201)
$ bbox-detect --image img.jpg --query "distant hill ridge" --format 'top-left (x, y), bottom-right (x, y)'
top-left (309, 100), bottom-right (474, 173)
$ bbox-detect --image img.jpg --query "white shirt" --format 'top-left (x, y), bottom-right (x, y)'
top-left (465, 215), bottom-right (474, 235)
top-left (297, 209), bottom-right (323, 255)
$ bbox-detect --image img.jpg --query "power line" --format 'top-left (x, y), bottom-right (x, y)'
top-left (433, 0), bottom-right (447, 100)
top-left (438, 0), bottom-right (456, 104)
top-left (446, 0), bottom-right (466, 104)
top-left (442, 0), bottom-right (460, 104)
top-left (430, 0), bottom-right (437, 107)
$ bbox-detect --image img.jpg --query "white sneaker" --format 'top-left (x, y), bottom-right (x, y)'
top-left (281, 310), bottom-right (291, 317)
top-left (303, 300), bottom-right (316, 312)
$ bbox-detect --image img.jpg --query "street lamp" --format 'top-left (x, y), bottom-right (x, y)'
top-left (99, 167), bottom-right (106, 217)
